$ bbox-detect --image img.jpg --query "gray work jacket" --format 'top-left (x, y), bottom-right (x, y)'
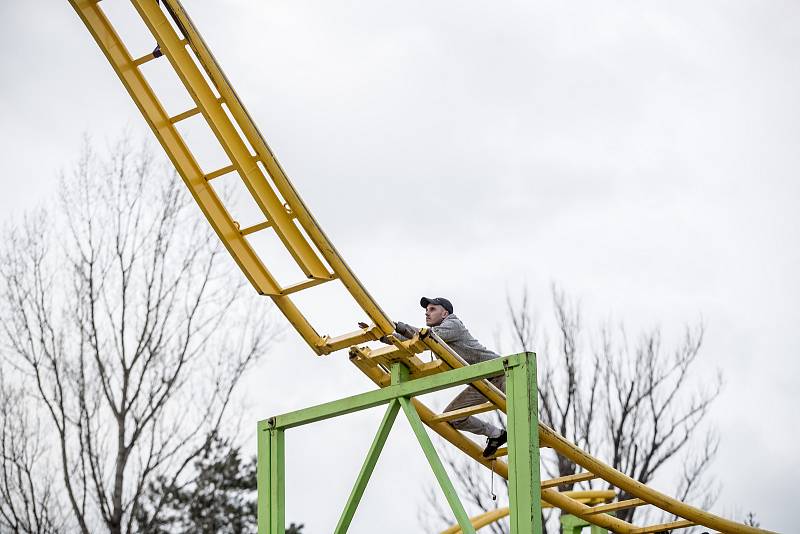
top-left (394, 314), bottom-right (500, 365)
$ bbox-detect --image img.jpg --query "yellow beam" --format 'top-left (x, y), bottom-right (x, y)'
top-left (131, 0), bottom-right (331, 282)
top-left (440, 508), bottom-right (509, 534)
top-left (542, 488), bottom-right (638, 533)
top-left (582, 498), bottom-right (645, 516)
top-left (280, 276), bottom-right (334, 296)
top-left (441, 490), bottom-right (617, 534)
top-left (347, 356), bottom-right (637, 533)
top-left (631, 519), bottom-right (695, 534)
top-left (413, 332), bottom-right (774, 534)
top-left (240, 220), bottom-right (273, 236)
top-left (67, 0), bottom-right (283, 298)
top-left (541, 471), bottom-right (599, 489)
top-left (204, 163), bottom-right (236, 181)
top-left (351, 344), bottom-right (775, 534)
top-left (158, 0), bottom-right (395, 334)
top-left (538, 424), bottom-right (773, 534)
top-left (429, 402), bottom-right (495, 424)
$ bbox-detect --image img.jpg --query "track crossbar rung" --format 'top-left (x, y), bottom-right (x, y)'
top-left (429, 402), bottom-right (496, 424)
top-left (169, 96), bottom-right (225, 124)
top-left (320, 330), bottom-right (384, 355)
top-left (281, 275), bottom-right (335, 296)
top-left (240, 220), bottom-right (272, 236)
top-left (583, 498), bottom-right (645, 516)
top-left (541, 471), bottom-right (598, 489)
top-left (631, 519), bottom-right (695, 534)
top-left (133, 51), bottom-right (159, 66)
top-left (132, 38), bottom-right (189, 67)
top-left (169, 106), bottom-right (201, 123)
top-left (358, 341), bottom-right (427, 365)
top-left (205, 164), bottom-right (236, 181)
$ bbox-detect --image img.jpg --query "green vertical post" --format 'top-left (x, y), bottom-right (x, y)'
top-left (257, 421), bottom-right (270, 534)
top-left (333, 399), bottom-right (401, 534)
top-left (390, 362), bottom-right (408, 385)
top-left (257, 421), bottom-right (285, 534)
top-left (506, 352), bottom-right (542, 534)
top-left (561, 514), bottom-right (608, 534)
top-left (269, 426), bottom-right (285, 534)
top-left (560, 514), bottom-right (584, 534)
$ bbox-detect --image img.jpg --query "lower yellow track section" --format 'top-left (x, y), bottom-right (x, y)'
top-left (351, 333), bottom-right (773, 534)
top-left (66, 1), bottom-right (773, 532)
top-left (441, 490), bottom-right (616, 534)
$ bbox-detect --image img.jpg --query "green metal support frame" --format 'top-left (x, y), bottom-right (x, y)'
top-left (257, 352), bottom-right (541, 533)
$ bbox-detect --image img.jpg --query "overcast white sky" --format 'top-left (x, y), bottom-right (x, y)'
top-left (1, 1), bottom-right (798, 532)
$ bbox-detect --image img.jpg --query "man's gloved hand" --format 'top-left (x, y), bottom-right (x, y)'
top-left (394, 321), bottom-right (416, 338)
top-left (358, 322), bottom-right (393, 345)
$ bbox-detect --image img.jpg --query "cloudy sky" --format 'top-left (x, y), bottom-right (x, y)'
top-left (1, 1), bottom-right (798, 532)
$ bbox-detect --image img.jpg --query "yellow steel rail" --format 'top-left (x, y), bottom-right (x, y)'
top-left (350, 331), bottom-right (775, 534)
top-left (65, 2), bottom-right (774, 533)
top-left (68, 0), bottom-right (391, 356)
top-left (441, 490), bottom-right (617, 534)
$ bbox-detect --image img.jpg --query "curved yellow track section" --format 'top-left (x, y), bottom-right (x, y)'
top-left (66, 1), bottom-right (774, 532)
top-left (441, 490), bottom-right (616, 534)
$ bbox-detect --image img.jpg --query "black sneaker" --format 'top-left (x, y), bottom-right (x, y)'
top-left (482, 430), bottom-right (507, 458)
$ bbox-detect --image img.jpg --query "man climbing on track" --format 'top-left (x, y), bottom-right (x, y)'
top-left (391, 297), bottom-right (508, 458)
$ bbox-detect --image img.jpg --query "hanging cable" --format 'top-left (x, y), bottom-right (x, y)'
top-left (490, 459), bottom-right (497, 502)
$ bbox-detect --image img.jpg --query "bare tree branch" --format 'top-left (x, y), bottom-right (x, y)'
top-left (421, 285), bottom-right (722, 533)
top-left (0, 375), bottom-right (64, 533)
top-left (0, 138), bottom-right (280, 533)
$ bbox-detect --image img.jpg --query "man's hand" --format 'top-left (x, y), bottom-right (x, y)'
top-left (358, 321), bottom-right (396, 344)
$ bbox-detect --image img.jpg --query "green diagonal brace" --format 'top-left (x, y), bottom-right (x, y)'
top-left (334, 399), bottom-right (401, 534)
top-left (399, 395), bottom-right (476, 534)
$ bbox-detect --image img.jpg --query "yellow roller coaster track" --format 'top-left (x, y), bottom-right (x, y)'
top-left (67, 1), bottom-right (774, 532)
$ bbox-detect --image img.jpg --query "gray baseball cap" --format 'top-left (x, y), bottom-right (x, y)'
top-left (420, 297), bottom-right (453, 314)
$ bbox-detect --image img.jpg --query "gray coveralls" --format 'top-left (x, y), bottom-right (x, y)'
top-left (394, 315), bottom-right (505, 439)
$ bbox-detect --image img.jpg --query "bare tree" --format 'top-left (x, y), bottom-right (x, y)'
top-left (0, 376), bottom-right (64, 533)
top-left (424, 285), bottom-right (721, 533)
top-left (0, 138), bottom-right (278, 534)
top-left (420, 452), bottom-right (510, 534)
top-left (600, 316), bottom-right (721, 523)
